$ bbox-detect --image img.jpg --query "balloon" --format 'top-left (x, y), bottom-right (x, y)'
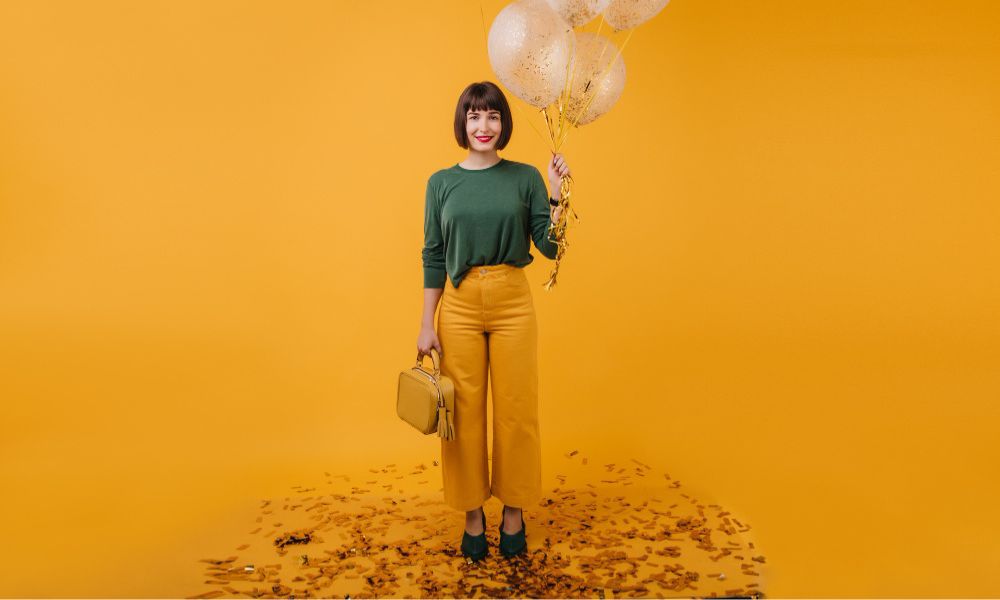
top-left (544, 0), bottom-right (613, 27)
top-left (602, 0), bottom-right (670, 31)
top-left (564, 32), bottom-right (626, 126)
top-left (488, 0), bottom-right (574, 108)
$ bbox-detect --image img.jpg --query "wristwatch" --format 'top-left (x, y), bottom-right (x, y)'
top-left (548, 196), bottom-right (559, 207)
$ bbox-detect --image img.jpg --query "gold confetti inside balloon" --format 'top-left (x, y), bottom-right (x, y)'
top-left (488, 0), bottom-right (574, 108)
top-left (544, 0), bottom-right (613, 27)
top-left (602, 0), bottom-right (670, 31)
top-left (565, 31), bottom-right (626, 126)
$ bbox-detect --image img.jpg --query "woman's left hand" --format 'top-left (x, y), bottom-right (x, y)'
top-left (548, 152), bottom-right (571, 193)
top-left (548, 152), bottom-right (570, 223)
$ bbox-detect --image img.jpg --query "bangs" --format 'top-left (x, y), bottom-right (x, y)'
top-left (465, 88), bottom-right (504, 115)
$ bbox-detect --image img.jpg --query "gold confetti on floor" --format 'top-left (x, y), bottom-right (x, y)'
top-left (188, 452), bottom-right (766, 599)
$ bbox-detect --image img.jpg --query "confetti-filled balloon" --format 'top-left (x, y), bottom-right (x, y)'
top-left (565, 32), bottom-right (626, 126)
top-left (488, 0), bottom-right (574, 108)
top-left (602, 0), bottom-right (670, 31)
top-left (544, 0), bottom-right (613, 27)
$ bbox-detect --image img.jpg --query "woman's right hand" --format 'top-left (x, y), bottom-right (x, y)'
top-left (417, 325), bottom-right (443, 361)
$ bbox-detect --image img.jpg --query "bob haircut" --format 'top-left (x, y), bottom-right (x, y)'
top-left (453, 81), bottom-right (513, 150)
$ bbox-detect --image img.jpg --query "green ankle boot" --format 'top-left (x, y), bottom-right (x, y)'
top-left (499, 507), bottom-right (526, 558)
top-left (460, 511), bottom-right (488, 561)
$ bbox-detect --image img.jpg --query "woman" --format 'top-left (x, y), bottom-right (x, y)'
top-left (416, 81), bottom-right (569, 561)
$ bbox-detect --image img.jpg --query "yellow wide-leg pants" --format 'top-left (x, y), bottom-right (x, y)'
top-left (437, 263), bottom-right (542, 513)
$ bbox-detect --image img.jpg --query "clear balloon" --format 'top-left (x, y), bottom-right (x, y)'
top-left (544, 0), bottom-right (613, 27)
top-left (602, 0), bottom-right (670, 31)
top-left (488, 0), bottom-right (574, 108)
top-left (564, 32), bottom-right (626, 126)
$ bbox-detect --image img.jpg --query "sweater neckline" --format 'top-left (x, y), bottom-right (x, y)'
top-left (454, 158), bottom-right (505, 172)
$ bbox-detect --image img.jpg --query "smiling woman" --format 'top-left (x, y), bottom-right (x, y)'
top-left (415, 80), bottom-right (570, 562)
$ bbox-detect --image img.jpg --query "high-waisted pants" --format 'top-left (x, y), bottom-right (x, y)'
top-left (437, 263), bottom-right (542, 513)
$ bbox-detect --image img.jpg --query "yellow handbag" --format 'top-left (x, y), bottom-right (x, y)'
top-left (396, 348), bottom-right (455, 440)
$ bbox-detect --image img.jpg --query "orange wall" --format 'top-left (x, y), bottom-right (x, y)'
top-left (1, 0), bottom-right (998, 596)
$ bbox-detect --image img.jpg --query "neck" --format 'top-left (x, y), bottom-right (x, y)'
top-left (461, 149), bottom-right (501, 169)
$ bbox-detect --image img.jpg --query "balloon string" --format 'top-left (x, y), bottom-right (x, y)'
top-left (541, 106), bottom-right (560, 156)
top-left (478, 0), bottom-right (489, 49)
top-left (554, 22), bottom-right (580, 150)
top-left (479, 0), bottom-right (553, 151)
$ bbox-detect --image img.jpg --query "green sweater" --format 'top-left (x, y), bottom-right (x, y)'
top-left (422, 158), bottom-right (558, 289)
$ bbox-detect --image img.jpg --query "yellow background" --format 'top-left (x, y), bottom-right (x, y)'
top-left (1, 0), bottom-right (998, 596)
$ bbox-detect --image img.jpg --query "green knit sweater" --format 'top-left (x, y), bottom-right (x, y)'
top-left (422, 158), bottom-right (558, 289)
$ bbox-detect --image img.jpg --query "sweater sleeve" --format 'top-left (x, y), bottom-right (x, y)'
top-left (422, 176), bottom-right (447, 288)
top-left (528, 166), bottom-right (559, 260)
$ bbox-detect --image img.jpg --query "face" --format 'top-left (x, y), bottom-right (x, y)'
top-left (466, 108), bottom-right (501, 150)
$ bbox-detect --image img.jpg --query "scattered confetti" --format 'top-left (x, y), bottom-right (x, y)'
top-left (188, 451), bottom-right (766, 598)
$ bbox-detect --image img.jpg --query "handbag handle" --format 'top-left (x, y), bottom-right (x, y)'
top-left (415, 347), bottom-right (442, 377)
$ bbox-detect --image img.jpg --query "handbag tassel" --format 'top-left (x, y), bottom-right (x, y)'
top-left (437, 403), bottom-right (455, 441)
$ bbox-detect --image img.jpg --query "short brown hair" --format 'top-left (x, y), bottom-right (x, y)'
top-left (453, 81), bottom-right (513, 150)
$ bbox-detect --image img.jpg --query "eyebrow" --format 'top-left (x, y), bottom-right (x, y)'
top-left (468, 110), bottom-right (501, 115)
